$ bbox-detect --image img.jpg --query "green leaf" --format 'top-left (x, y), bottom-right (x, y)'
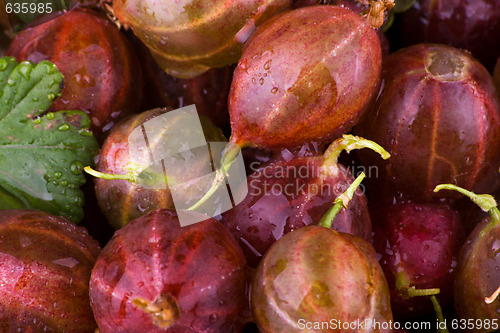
top-left (5, 0), bottom-right (70, 25)
top-left (0, 56), bottom-right (98, 223)
top-left (393, 0), bottom-right (417, 13)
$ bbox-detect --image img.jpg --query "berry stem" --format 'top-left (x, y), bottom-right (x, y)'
top-left (396, 273), bottom-right (448, 332)
top-left (434, 184), bottom-right (500, 224)
top-left (406, 286), bottom-right (440, 297)
top-left (430, 295), bottom-right (448, 333)
top-left (187, 143), bottom-right (241, 211)
top-left (322, 134), bottom-right (390, 171)
top-left (396, 272), bottom-right (441, 297)
top-left (84, 166), bottom-right (138, 182)
top-left (485, 285), bottom-right (500, 304)
top-left (318, 172), bottom-right (365, 228)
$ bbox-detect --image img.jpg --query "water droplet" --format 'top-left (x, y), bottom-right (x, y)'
top-left (70, 161), bottom-right (84, 175)
top-left (7, 78), bottom-right (15, 86)
top-left (47, 93), bottom-right (56, 101)
top-left (46, 113), bottom-right (55, 120)
top-left (271, 87), bottom-right (278, 94)
top-left (52, 257), bottom-right (80, 268)
top-left (58, 124), bottom-right (70, 131)
top-left (19, 235), bottom-right (31, 247)
top-left (251, 78), bottom-right (256, 85)
top-left (54, 171), bottom-right (62, 179)
top-left (0, 59), bottom-right (8, 71)
top-left (259, 78), bottom-right (264, 85)
top-left (18, 62), bottom-right (32, 80)
top-left (492, 239), bottom-right (500, 259)
top-left (32, 97), bottom-right (39, 102)
top-left (33, 118), bottom-right (42, 124)
top-left (138, 202), bottom-right (150, 213)
top-left (60, 180), bottom-right (67, 186)
top-left (208, 314), bottom-right (218, 324)
top-left (263, 59), bottom-right (272, 70)
top-left (79, 129), bottom-right (93, 137)
top-left (47, 63), bottom-right (59, 75)
top-left (148, 234), bottom-right (160, 243)
top-left (72, 68), bottom-right (96, 88)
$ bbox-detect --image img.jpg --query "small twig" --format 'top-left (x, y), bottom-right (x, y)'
top-left (485, 285), bottom-right (500, 304)
top-left (100, 0), bottom-right (127, 29)
top-left (355, 0), bottom-right (395, 28)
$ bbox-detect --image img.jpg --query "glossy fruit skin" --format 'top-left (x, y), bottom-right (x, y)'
top-left (292, 1), bottom-right (391, 58)
top-left (229, 5), bottom-right (382, 150)
top-left (113, 0), bottom-right (290, 78)
top-left (400, 0), bottom-right (500, 71)
top-left (251, 226), bottom-right (393, 333)
top-left (222, 157), bottom-right (371, 267)
top-left (0, 210), bottom-right (100, 332)
top-left (294, 0), bottom-right (369, 12)
top-left (372, 203), bottom-right (464, 319)
top-left (357, 44), bottom-right (500, 203)
top-left (6, 7), bottom-right (143, 141)
top-left (94, 108), bottom-right (226, 229)
top-left (90, 209), bottom-right (248, 333)
top-left (454, 217), bottom-right (500, 331)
